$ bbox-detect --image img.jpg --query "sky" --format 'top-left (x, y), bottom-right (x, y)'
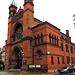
top-left (0, 0), bottom-right (75, 48)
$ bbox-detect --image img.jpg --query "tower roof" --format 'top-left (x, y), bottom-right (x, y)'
top-left (10, 0), bottom-right (17, 7)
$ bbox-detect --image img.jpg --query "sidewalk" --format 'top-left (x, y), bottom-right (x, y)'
top-left (0, 71), bottom-right (59, 75)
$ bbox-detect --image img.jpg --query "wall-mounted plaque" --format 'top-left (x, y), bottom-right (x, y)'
top-left (23, 60), bottom-right (26, 65)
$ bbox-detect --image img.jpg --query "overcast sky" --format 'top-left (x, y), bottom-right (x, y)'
top-left (0, 0), bottom-right (75, 48)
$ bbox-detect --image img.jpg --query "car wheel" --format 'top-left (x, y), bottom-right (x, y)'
top-left (66, 71), bottom-right (69, 74)
top-left (2, 68), bottom-right (3, 70)
top-left (67, 71), bottom-right (69, 74)
top-left (72, 70), bottom-right (74, 73)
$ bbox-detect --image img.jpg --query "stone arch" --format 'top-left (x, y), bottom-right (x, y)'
top-left (13, 21), bottom-right (23, 41)
top-left (41, 33), bottom-right (43, 43)
top-left (36, 49), bottom-right (43, 54)
top-left (11, 45), bottom-right (23, 55)
top-left (36, 49), bottom-right (43, 59)
top-left (10, 45), bottom-right (23, 69)
top-left (13, 21), bottom-right (23, 34)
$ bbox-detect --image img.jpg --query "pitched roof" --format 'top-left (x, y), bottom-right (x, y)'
top-left (32, 21), bottom-right (60, 30)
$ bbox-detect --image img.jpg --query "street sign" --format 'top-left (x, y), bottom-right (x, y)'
top-left (36, 65), bottom-right (41, 68)
top-left (29, 65), bottom-right (35, 68)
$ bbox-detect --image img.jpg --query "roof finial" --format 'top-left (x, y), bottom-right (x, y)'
top-left (19, 6), bottom-right (21, 9)
top-left (43, 17), bottom-right (44, 22)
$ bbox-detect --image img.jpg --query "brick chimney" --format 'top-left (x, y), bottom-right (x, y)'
top-left (66, 30), bottom-right (69, 37)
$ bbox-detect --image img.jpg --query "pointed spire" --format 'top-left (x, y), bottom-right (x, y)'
top-left (10, 0), bottom-right (17, 7)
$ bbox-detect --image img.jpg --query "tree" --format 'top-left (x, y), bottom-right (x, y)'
top-left (0, 51), bottom-right (4, 63)
top-left (73, 15), bottom-right (75, 28)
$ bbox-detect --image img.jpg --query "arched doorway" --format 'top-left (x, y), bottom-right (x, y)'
top-left (11, 47), bottom-right (22, 69)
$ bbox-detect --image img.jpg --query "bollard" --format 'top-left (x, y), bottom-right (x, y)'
top-left (5, 72), bottom-right (7, 75)
top-left (11, 73), bottom-right (13, 75)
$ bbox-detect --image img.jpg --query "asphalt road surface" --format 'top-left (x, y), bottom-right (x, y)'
top-left (0, 71), bottom-right (75, 75)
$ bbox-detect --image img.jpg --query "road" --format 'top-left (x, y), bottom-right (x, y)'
top-left (0, 71), bottom-right (75, 75)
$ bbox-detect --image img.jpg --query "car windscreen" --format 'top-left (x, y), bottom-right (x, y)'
top-left (67, 66), bottom-right (70, 69)
top-left (74, 66), bottom-right (75, 67)
top-left (62, 67), bottom-right (67, 69)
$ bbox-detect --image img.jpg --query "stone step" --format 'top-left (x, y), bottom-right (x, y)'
top-left (9, 69), bottom-right (21, 72)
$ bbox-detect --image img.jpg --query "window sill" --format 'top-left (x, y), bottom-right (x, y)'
top-left (61, 50), bottom-right (64, 51)
top-left (51, 63), bottom-right (54, 65)
top-left (66, 51), bottom-right (69, 53)
top-left (58, 63), bottom-right (60, 65)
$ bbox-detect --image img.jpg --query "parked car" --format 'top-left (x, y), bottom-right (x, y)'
top-left (58, 66), bottom-right (74, 74)
top-left (0, 61), bottom-right (4, 70)
top-left (72, 66), bottom-right (75, 71)
top-left (0, 64), bottom-right (4, 70)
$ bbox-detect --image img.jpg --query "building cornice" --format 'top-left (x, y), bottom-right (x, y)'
top-left (23, 1), bottom-right (34, 6)
top-left (6, 36), bottom-right (33, 46)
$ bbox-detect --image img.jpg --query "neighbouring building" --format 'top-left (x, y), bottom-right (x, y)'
top-left (0, 47), bottom-right (1, 51)
top-left (4, 0), bottom-right (75, 73)
top-left (2, 46), bottom-right (5, 62)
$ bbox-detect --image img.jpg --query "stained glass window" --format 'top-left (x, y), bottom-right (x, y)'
top-left (15, 24), bottom-right (23, 41)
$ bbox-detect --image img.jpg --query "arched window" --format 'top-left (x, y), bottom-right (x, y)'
top-left (65, 38), bottom-right (67, 41)
top-left (57, 57), bottom-right (60, 64)
top-left (52, 35), bottom-right (53, 44)
top-left (13, 9), bottom-right (16, 16)
top-left (41, 33), bottom-right (43, 43)
top-left (34, 36), bottom-right (36, 45)
top-left (37, 35), bottom-right (40, 44)
top-left (14, 23), bottom-right (23, 41)
top-left (61, 43), bottom-right (63, 51)
top-left (57, 37), bottom-right (59, 45)
top-left (65, 44), bottom-right (69, 52)
top-left (51, 56), bottom-right (54, 64)
top-left (55, 36), bottom-right (56, 45)
top-left (49, 34), bottom-right (51, 43)
top-left (36, 49), bottom-right (43, 59)
top-left (61, 36), bottom-right (63, 39)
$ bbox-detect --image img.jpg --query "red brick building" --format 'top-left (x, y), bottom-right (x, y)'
top-left (5, 0), bottom-right (75, 72)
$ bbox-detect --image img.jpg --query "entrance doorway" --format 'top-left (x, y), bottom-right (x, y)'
top-left (11, 47), bottom-right (22, 69)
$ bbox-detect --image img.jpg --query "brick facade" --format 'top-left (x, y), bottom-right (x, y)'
top-left (4, 0), bottom-right (75, 72)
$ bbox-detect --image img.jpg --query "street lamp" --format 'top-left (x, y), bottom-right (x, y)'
top-left (47, 52), bottom-right (50, 54)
